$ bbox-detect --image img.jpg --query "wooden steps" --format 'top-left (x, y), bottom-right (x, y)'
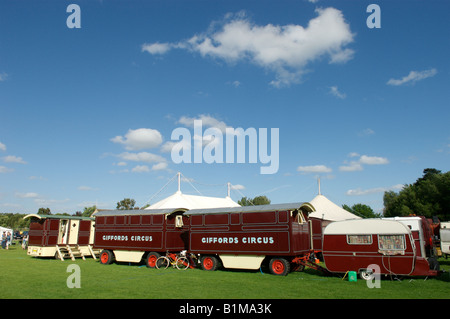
top-left (55, 245), bottom-right (100, 261)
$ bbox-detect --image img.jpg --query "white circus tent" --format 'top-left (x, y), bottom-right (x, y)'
top-left (145, 172), bottom-right (240, 210)
top-left (309, 194), bottom-right (361, 222)
top-left (308, 178), bottom-right (361, 222)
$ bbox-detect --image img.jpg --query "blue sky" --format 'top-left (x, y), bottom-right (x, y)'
top-left (0, 0), bottom-right (449, 214)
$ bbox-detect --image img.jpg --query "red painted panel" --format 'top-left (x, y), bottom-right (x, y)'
top-left (153, 215), bottom-right (164, 225)
top-left (205, 213), bottom-right (228, 225)
top-left (130, 215), bottom-right (140, 225)
top-left (242, 211), bottom-right (276, 224)
top-left (116, 216), bottom-right (125, 224)
top-left (28, 219), bottom-right (45, 246)
top-left (230, 213), bottom-right (240, 225)
top-left (142, 215), bottom-right (151, 224)
top-left (46, 219), bottom-right (60, 246)
top-left (78, 220), bottom-right (92, 245)
top-left (278, 211), bottom-right (288, 223)
top-left (191, 215), bottom-right (203, 226)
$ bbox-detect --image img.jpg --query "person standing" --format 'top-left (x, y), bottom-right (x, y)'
top-left (6, 232), bottom-right (11, 249)
top-left (1, 231), bottom-right (6, 249)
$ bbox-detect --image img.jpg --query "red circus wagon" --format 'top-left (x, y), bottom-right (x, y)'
top-left (184, 202), bottom-right (322, 276)
top-left (24, 214), bottom-right (97, 260)
top-left (93, 208), bottom-right (189, 267)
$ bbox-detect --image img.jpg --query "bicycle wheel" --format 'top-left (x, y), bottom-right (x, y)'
top-left (176, 257), bottom-right (189, 270)
top-left (155, 256), bottom-right (170, 269)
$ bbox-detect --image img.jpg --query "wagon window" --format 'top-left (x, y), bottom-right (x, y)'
top-left (378, 235), bottom-right (405, 251)
top-left (175, 215), bottom-right (184, 228)
top-left (347, 235), bottom-right (372, 245)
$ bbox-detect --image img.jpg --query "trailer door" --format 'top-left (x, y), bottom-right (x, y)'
top-left (309, 218), bottom-right (323, 251)
top-left (46, 219), bottom-right (60, 246)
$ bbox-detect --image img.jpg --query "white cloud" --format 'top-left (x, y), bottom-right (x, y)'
top-left (0, 73), bottom-right (8, 82)
top-left (151, 162), bottom-right (168, 171)
top-left (339, 161), bottom-right (363, 172)
top-left (2, 155), bottom-right (27, 164)
top-left (177, 114), bottom-right (229, 133)
top-left (117, 152), bottom-right (166, 164)
top-left (0, 142), bottom-right (6, 151)
top-left (78, 186), bottom-right (99, 191)
top-left (359, 155), bottom-right (389, 165)
top-left (231, 80), bottom-right (241, 87)
top-left (329, 86), bottom-right (346, 99)
top-left (340, 154), bottom-right (389, 172)
top-left (297, 165), bottom-right (332, 173)
top-left (0, 166), bottom-right (14, 173)
top-left (141, 42), bottom-right (172, 54)
top-left (346, 184), bottom-right (403, 196)
top-left (387, 68), bottom-right (437, 86)
top-left (231, 184), bottom-right (245, 190)
top-left (111, 128), bottom-right (163, 150)
top-left (132, 165), bottom-right (150, 173)
top-left (143, 8), bottom-right (354, 86)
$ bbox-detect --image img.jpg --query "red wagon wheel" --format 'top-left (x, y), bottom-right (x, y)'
top-left (201, 255), bottom-right (219, 271)
top-left (145, 252), bottom-right (161, 268)
top-left (100, 250), bottom-right (114, 265)
top-left (269, 257), bottom-right (290, 276)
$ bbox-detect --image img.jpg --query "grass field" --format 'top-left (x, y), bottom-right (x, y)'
top-left (1, 243), bottom-right (449, 299)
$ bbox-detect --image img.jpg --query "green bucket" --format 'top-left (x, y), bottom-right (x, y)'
top-left (348, 271), bottom-right (357, 282)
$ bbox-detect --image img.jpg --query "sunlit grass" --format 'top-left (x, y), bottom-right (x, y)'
top-left (1, 244), bottom-right (448, 299)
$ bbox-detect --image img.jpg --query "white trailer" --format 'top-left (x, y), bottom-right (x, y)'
top-left (440, 222), bottom-right (450, 257)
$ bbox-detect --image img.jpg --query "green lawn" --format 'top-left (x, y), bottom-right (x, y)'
top-left (1, 243), bottom-right (449, 299)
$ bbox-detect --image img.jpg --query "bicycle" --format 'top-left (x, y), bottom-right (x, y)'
top-left (155, 251), bottom-right (190, 270)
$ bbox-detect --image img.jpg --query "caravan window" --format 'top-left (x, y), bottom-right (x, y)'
top-left (378, 235), bottom-right (405, 251)
top-left (347, 235), bottom-right (372, 245)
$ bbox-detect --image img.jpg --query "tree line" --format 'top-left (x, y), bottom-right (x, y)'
top-left (1, 168), bottom-right (448, 229)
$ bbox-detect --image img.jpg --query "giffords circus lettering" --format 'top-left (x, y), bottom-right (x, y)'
top-left (201, 236), bottom-right (274, 244)
top-left (102, 235), bottom-right (153, 242)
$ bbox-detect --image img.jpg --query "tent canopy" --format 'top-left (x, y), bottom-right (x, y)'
top-left (145, 191), bottom-right (240, 210)
top-left (308, 194), bottom-right (361, 221)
